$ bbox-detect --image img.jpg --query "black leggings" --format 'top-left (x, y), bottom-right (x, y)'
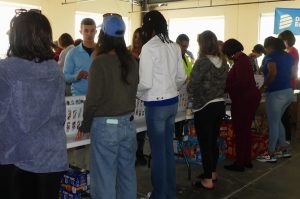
top-left (0, 164), bottom-right (64, 199)
top-left (194, 102), bottom-right (225, 179)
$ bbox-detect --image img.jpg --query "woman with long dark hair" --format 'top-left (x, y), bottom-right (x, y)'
top-left (0, 9), bottom-right (67, 199)
top-left (78, 14), bottom-right (139, 199)
top-left (138, 10), bottom-right (186, 199)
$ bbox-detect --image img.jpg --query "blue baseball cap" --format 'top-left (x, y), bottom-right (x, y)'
top-left (101, 15), bottom-right (125, 38)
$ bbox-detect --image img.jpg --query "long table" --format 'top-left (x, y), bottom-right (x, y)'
top-left (66, 89), bottom-right (300, 149)
top-left (67, 111), bottom-right (187, 149)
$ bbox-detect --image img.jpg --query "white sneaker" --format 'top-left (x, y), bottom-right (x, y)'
top-left (256, 152), bottom-right (277, 163)
top-left (275, 150), bottom-right (291, 158)
top-left (140, 192), bottom-right (151, 199)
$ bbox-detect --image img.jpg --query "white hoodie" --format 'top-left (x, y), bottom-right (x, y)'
top-left (207, 55), bottom-right (223, 68)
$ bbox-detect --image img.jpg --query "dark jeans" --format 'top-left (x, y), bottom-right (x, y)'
top-left (194, 101), bottom-right (225, 179)
top-left (174, 121), bottom-right (185, 139)
top-left (0, 164), bottom-right (64, 199)
top-left (282, 104), bottom-right (291, 141)
top-left (136, 131), bottom-right (146, 158)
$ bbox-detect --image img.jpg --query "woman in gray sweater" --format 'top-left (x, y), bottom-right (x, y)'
top-left (187, 30), bottom-right (228, 189)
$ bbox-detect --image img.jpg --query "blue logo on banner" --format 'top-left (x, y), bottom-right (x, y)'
top-left (274, 8), bottom-right (300, 35)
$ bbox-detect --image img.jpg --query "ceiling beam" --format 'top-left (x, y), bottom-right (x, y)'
top-left (61, 0), bottom-right (95, 5)
top-left (129, 0), bottom-right (295, 13)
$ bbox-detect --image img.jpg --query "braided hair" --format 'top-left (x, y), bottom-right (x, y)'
top-left (141, 10), bottom-right (172, 44)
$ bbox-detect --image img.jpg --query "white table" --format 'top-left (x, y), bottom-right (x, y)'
top-left (66, 111), bottom-right (187, 149)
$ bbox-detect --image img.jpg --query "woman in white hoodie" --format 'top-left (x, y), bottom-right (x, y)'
top-left (187, 30), bottom-right (228, 189)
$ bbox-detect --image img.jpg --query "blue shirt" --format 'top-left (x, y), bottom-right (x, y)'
top-left (64, 43), bottom-right (93, 96)
top-left (262, 51), bottom-right (294, 92)
top-left (0, 57), bottom-right (68, 173)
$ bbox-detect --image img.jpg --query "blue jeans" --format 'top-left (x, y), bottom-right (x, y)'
top-left (90, 114), bottom-right (137, 199)
top-left (265, 89), bottom-right (293, 152)
top-left (145, 103), bottom-right (178, 199)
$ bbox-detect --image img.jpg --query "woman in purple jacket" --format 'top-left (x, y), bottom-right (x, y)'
top-left (0, 9), bottom-right (67, 199)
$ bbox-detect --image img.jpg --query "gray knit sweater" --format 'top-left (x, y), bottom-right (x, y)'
top-left (187, 56), bottom-right (229, 110)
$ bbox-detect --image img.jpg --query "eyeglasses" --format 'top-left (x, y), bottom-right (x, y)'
top-left (103, 13), bottom-right (122, 18)
top-left (15, 8), bottom-right (42, 16)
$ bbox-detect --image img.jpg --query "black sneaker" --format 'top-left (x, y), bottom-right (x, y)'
top-left (244, 163), bottom-right (253, 168)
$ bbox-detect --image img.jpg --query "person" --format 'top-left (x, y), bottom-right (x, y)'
top-left (256, 37), bottom-right (294, 163)
top-left (278, 30), bottom-right (299, 143)
top-left (64, 18), bottom-right (97, 96)
top-left (58, 33), bottom-right (74, 70)
top-left (53, 40), bottom-right (63, 61)
top-left (218, 40), bottom-right (229, 66)
top-left (217, 40), bottom-right (224, 52)
top-left (74, 38), bottom-right (82, 46)
top-left (176, 34), bottom-right (194, 79)
top-left (129, 27), bottom-right (148, 166)
top-left (77, 14), bottom-right (139, 199)
top-left (58, 33), bottom-right (74, 96)
top-left (0, 9), bottom-right (67, 199)
top-left (138, 10), bottom-right (186, 199)
top-left (222, 39), bottom-right (261, 171)
top-left (278, 30), bottom-right (299, 89)
top-left (129, 27), bottom-right (142, 60)
top-left (174, 34), bottom-right (194, 145)
top-left (248, 44), bottom-right (265, 74)
top-left (187, 30), bottom-right (228, 189)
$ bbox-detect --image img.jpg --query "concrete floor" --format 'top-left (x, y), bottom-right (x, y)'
top-left (136, 138), bottom-right (300, 199)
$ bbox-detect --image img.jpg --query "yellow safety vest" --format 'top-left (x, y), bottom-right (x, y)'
top-left (183, 53), bottom-right (194, 78)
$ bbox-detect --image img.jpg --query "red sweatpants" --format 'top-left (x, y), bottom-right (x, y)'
top-left (231, 90), bottom-right (261, 166)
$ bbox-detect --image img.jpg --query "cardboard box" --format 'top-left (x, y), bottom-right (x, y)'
top-left (61, 168), bottom-right (89, 194)
top-left (174, 120), bottom-right (227, 164)
top-left (223, 121), bottom-right (268, 159)
top-left (251, 134), bottom-right (268, 159)
top-left (60, 189), bottom-right (81, 199)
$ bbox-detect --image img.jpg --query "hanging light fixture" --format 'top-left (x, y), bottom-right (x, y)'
top-left (61, 0), bottom-right (95, 5)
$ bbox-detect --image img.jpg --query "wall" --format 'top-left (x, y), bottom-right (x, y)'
top-left (4, 0), bottom-right (300, 52)
top-left (154, 0), bottom-right (300, 53)
top-left (5, 0), bottom-right (142, 41)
